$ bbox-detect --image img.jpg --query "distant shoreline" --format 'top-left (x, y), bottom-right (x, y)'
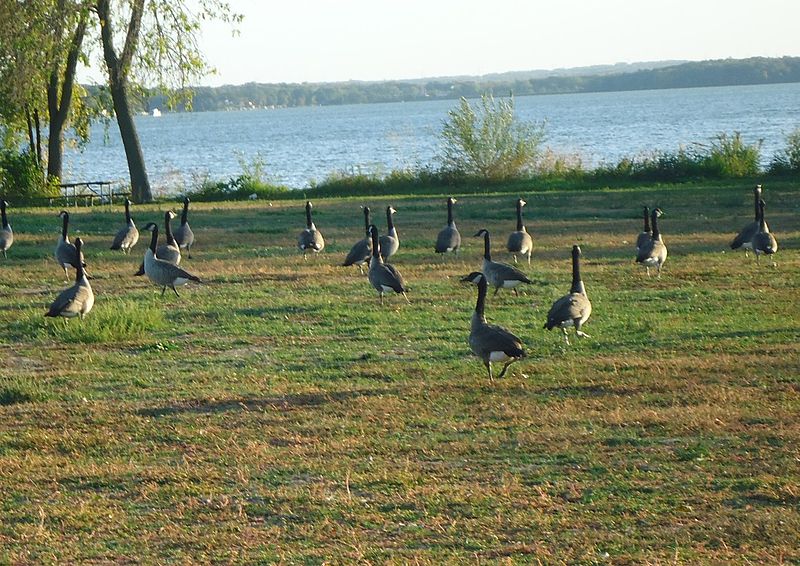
top-left (108, 56), bottom-right (800, 114)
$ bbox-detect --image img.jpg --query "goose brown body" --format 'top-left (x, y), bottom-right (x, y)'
top-left (45, 237), bottom-right (94, 319)
top-left (462, 271), bottom-right (525, 380)
top-left (544, 245), bottom-right (592, 345)
top-left (298, 201), bottom-right (325, 258)
top-left (474, 229), bottom-right (532, 295)
top-left (506, 198), bottom-right (533, 264)
top-left (434, 197), bottom-right (461, 255)
top-left (110, 198), bottom-right (139, 254)
top-left (0, 200), bottom-right (13, 258)
top-left (367, 224), bottom-right (408, 305)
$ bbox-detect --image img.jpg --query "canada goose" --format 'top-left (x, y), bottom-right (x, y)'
top-left (173, 197), bottom-right (195, 258)
top-left (298, 200), bottom-right (325, 259)
top-left (474, 229), bottom-right (532, 295)
top-left (379, 205), bottom-right (399, 261)
top-left (461, 271), bottom-right (526, 380)
top-left (0, 200), bottom-right (13, 258)
top-left (54, 210), bottom-right (84, 278)
top-left (751, 198), bottom-right (778, 264)
top-left (635, 208), bottom-right (667, 277)
top-left (342, 206), bottom-right (372, 273)
top-left (142, 222), bottom-right (201, 297)
top-left (367, 224), bottom-right (409, 305)
top-left (110, 198), bottom-right (139, 254)
top-left (635, 206), bottom-right (651, 253)
top-left (544, 245), bottom-right (592, 345)
top-left (134, 210), bottom-right (181, 276)
top-left (506, 198), bottom-right (533, 264)
top-left (731, 185), bottom-right (766, 256)
top-left (434, 196), bottom-right (461, 256)
top-left (45, 237), bottom-right (94, 320)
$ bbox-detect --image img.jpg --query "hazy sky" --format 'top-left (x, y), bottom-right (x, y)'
top-left (85, 0), bottom-right (800, 86)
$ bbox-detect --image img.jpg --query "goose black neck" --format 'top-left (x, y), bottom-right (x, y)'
top-left (149, 225), bottom-right (159, 253)
top-left (1, 202), bottom-right (7, 229)
top-left (181, 199), bottom-right (189, 225)
top-left (475, 276), bottom-right (487, 318)
top-left (386, 207), bottom-right (394, 231)
top-left (753, 187), bottom-right (761, 221)
top-left (164, 212), bottom-right (175, 243)
top-left (447, 199), bottom-right (454, 226)
top-left (570, 248), bottom-right (584, 294)
top-left (482, 231), bottom-right (492, 261)
top-left (516, 200), bottom-right (524, 231)
top-left (643, 206), bottom-right (650, 232)
top-left (651, 210), bottom-right (660, 240)
top-left (124, 200), bottom-right (131, 222)
top-left (74, 240), bottom-right (84, 281)
top-left (363, 207), bottom-right (370, 233)
top-left (305, 203), bottom-right (313, 228)
top-left (369, 226), bottom-right (381, 259)
top-left (61, 213), bottom-right (69, 239)
top-left (758, 201), bottom-right (767, 230)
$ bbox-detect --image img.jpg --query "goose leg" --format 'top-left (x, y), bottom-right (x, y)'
top-left (561, 328), bottom-right (571, 346)
top-left (493, 286), bottom-right (500, 296)
top-left (161, 286), bottom-right (167, 297)
top-left (402, 292), bottom-right (410, 304)
top-left (484, 360), bottom-right (494, 382)
top-left (172, 286), bottom-right (180, 298)
top-left (379, 292), bottom-right (384, 306)
top-left (513, 288), bottom-right (519, 297)
top-left (645, 266), bottom-right (650, 277)
top-left (513, 255), bottom-right (518, 264)
top-left (497, 360), bottom-right (515, 379)
top-left (527, 252), bottom-right (531, 265)
top-left (2, 250), bottom-right (6, 258)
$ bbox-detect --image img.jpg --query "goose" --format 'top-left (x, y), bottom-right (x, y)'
top-left (134, 210), bottom-right (181, 276)
top-left (54, 210), bottom-right (84, 278)
top-left (461, 271), bottom-right (526, 380)
top-left (173, 197), bottom-right (195, 258)
top-left (109, 198), bottom-right (139, 254)
top-left (751, 198), bottom-right (778, 264)
top-left (367, 224), bottom-right (409, 305)
top-left (635, 206), bottom-right (651, 253)
top-left (731, 185), bottom-right (766, 256)
top-left (379, 205), bottom-right (399, 261)
top-left (635, 208), bottom-right (667, 277)
top-left (474, 228), bottom-right (532, 295)
top-left (342, 206), bottom-right (372, 273)
top-left (0, 200), bottom-right (13, 258)
top-left (434, 196), bottom-right (461, 256)
top-left (45, 237), bottom-right (94, 320)
top-left (506, 198), bottom-right (533, 264)
top-left (544, 245), bottom-right (592, 345)
top-left (298, 200), bottom-right (325, 259)
top-left (142, 222), bottom-right (201, 297)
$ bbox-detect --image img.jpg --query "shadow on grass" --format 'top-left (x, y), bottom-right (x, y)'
top-left (138, 386), bottom-right (398, 418)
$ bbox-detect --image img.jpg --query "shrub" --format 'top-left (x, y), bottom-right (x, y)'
top-left (439, 94), bottom-right (545, 180)
top-left (0, 149), bottom-right (59, 201)
top-left (768, 127), bottom-right (800, 174)
top-left (186, 175), bottom-right (289, 201)
top-left (704, 132), bottom-right (761, 177)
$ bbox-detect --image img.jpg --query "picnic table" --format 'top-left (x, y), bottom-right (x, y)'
top-left (54, 181), bottom-right (130, 207)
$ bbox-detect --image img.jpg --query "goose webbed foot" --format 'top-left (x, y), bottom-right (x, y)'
top-left (172, 286), bottom-right (180, 298)
top-left (576, 330), bottom-right (591, 339)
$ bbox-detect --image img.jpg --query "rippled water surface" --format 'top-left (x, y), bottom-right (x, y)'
top-left (63, 82), bottom-right (800, 192)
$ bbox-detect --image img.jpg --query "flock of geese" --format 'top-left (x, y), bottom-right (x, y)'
top-left (0, 184), bottom-right (780, 380)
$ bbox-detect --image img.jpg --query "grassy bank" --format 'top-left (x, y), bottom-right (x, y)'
top-left (1, 183), bottom-right (799, 562)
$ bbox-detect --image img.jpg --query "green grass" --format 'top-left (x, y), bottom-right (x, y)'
top-left (0, 183), bottom-right (798, 563)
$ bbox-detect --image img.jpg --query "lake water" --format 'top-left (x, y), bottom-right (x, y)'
top-left (63, 82), bottom-right (800, 193)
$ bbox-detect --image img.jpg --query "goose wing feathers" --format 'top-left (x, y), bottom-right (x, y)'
top-left (174, 223), bottom-right (194, 248)
top-left (471, 323), bottom-right (525, 359)
top-left (111, 224), bottom-right (139, 250)
top-left (487, 261), bottom-right (532, 283)
top-left (435, 225), bottom-right (461, 252)
top-left (46, 283), bottom-right (92, 317)
top-left (343, 238), bottom-right (371, 266)
top-left (370, 262), bottom-right (406, 292)
top-left (507, 231), bottom-right (532, 254)
top-left (545, 293), bottom-right (591, 330)
top-left (730, 221), bottom-right (759, 250)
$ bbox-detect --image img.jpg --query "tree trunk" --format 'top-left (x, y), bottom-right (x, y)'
top-left (47, 10), bottom-right (87, 183)
top-left (95, 0), bottom-right (153, 203)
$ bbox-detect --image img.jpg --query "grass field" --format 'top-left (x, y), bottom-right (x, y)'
top-left (1, 183), bottom-right (799, 563)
